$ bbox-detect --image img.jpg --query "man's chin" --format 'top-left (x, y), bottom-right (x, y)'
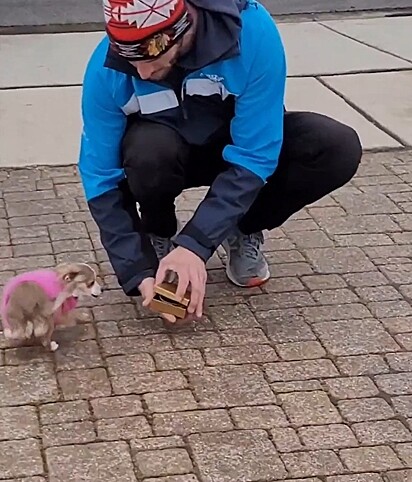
top-left (150, 70), bottom-right (172, 81)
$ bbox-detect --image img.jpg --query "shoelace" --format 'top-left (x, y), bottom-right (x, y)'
top-left (231, 232), bottom-right (264, 260)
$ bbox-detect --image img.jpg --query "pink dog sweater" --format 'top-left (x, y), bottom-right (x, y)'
top-left (0, 269), bottom-right (78, 330)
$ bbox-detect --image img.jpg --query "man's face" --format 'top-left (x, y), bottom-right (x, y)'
top-left (130, 42), bottom-right (181, 81)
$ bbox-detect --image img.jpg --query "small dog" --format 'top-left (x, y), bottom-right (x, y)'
top-left (0, 262), bottom-right (102, 352)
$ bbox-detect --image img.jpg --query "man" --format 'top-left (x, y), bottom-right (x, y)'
top-left (78, 0), bottom-right (362, 322)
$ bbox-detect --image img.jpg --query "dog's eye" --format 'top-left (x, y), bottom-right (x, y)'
top-left (86, 281), bottom-right (94, 288)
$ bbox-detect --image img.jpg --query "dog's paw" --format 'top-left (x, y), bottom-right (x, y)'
top-left (50, 341), bottom-right (59, 352)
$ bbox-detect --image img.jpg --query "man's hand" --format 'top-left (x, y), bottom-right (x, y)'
top-left (156, 246), bottom-right (207, 319)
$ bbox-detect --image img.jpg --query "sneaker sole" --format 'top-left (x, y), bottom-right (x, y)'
top-left (225, 262), bottom-right (271, 288)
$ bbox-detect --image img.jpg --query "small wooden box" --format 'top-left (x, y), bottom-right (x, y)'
top-left (149, 282), bottom-right (190, 319)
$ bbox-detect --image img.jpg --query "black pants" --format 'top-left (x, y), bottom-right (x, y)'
top-left (122, 111), bottom-right (362, 238)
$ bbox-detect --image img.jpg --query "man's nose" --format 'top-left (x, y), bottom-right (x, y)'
top-left (136, 62), bottom-right (156, 80)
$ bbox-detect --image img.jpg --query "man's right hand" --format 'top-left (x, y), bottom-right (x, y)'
top-left (138, 277), bottom-right (177, 324)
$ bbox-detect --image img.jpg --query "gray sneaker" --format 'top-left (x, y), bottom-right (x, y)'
top-left (149, 233), bottom-right (177, 283)
top-left (149, 233), bottom-right (174, 261)
top-left (149, 219), bottom-right (184, 283)
top-left (222, 229), bottom-right (270, 287)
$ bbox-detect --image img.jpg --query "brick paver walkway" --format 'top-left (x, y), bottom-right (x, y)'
top-left (1, 150), bottom-right (412, 481)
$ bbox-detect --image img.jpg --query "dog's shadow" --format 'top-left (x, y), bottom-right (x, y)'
top-left (0, 324), bottom-right (88, 363)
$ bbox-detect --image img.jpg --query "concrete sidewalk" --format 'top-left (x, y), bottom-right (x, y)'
top-left (1, 11), bottom-right (412, 482)
top-left (0, 14), bottom-right (412, 167)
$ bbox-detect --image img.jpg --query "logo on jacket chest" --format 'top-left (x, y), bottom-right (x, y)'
top-left (200, 73), bottom-right (225, 83)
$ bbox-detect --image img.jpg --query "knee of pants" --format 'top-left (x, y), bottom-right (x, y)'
top-left (122, 122), bottom-right (187, 200)
top-left (322, 119), bottom-right (363, 187)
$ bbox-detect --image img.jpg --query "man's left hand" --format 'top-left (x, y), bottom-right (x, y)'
top-left (155, 246), bottom-right (207, 319)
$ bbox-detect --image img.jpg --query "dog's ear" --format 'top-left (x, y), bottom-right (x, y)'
top-left (55, 263), bottom-right (81, 283)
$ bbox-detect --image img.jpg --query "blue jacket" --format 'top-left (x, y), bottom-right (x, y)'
top-left (78, 0), bottom-right (287, 296)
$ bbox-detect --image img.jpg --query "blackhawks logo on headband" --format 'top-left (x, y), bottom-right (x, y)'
top-left (147, 32), bottom-right (171, 57)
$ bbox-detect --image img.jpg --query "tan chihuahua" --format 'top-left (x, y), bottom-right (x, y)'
top-left (0, 262), bottom-right (102, 351)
